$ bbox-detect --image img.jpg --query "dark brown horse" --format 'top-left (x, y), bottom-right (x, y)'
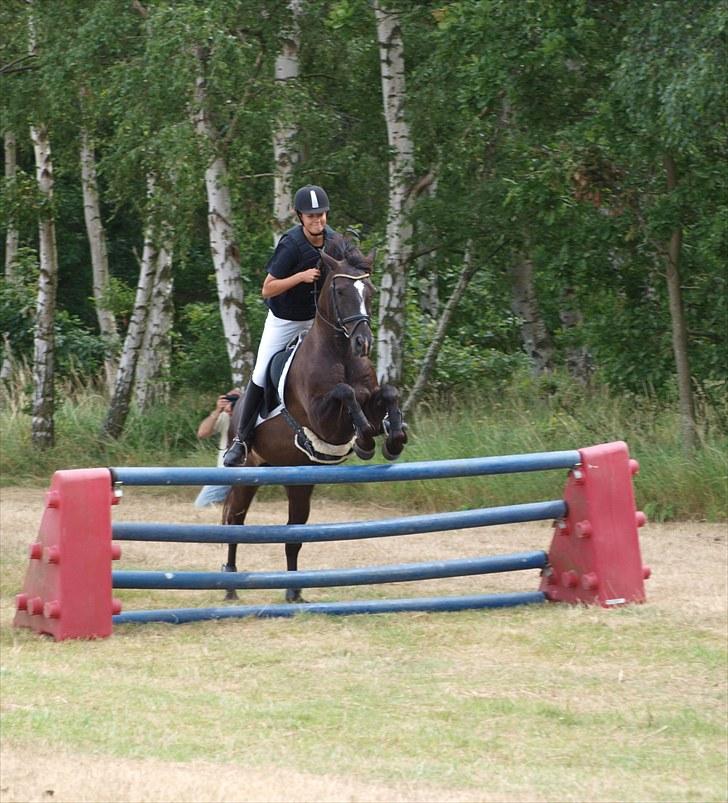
top-left (222, 239), bottom-right (407, 602)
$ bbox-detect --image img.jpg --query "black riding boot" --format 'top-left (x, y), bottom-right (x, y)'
top-left (223, 382), bottom-right (265, 467)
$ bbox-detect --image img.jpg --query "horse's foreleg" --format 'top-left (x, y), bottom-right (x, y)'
top-left (378, 384), bottom-right (408, 460)
top-left (284, 484), bottom-right (313, 603)
top-left (316, 382), bottom-right (377, 459)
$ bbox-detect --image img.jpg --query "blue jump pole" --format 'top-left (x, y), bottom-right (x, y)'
top-left (112, 500), bottom-right (566, 544)
top-left (113, 550), bottom-right (548, 590)
top-left (113, 591), bottom-right (547, 624)
top-left (110, 450), bottom-right (580, 487)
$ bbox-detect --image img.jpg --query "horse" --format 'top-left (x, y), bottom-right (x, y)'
top-left (221, 238), bottom-right (408, 602)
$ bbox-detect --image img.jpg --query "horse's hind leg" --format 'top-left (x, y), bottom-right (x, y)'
top-left (221, 483), bottom-right (259, 601)
top-left (284, 484), bottom-right (314, 604)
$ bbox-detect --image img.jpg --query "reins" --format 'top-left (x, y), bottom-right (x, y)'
top-left (315, 272), bottom-right (372, 339)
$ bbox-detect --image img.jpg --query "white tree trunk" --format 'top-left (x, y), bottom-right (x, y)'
top-left (100, 179), bottom-right (158, 439)
top-left (510, 253), bottom-right (554, 376)
top-left (272, 0), bottom-right (302, 245)
top-left (30, 122), bottom-right (59, 447)
top-left (4, 130), bottom-right (19, 277)
top-left (374, 2), bottom-right (415, 386)
top-left (2, 130), bottom-right (20, 381)
top-left (80, 126), bottom-right (120, 390)
top-left (135, 228), bottom-right (174, 411)
top-left (193, 49), bottom-right (254, 386)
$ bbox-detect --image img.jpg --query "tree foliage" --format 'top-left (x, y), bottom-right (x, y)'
top-left (1, 0), bottom-right (725, 429)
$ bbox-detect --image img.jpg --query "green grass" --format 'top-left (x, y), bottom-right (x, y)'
top-left (2, 419), bottom-right (726, 802)
top-left (2, 606), bottom-right (726, 801)
top-left (1, 371), bottom-right (726, 520)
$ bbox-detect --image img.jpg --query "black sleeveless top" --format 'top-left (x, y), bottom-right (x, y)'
top-left (265, 224), bottom-right (339, 321)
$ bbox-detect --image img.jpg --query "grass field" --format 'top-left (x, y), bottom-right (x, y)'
top-left (1, 484), bottom-right (726, 803)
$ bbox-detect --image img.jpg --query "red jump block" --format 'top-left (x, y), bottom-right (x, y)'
top-left (13, 468), bottom-right (122, 640)
top-left (541, 441), bottom-right (649, 607)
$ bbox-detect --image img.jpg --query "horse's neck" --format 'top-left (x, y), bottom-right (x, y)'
top-left (306, 317), bottom-right (348, 359)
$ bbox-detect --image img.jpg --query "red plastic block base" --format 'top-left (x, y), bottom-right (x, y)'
top-left (13, 468), bottom-right (121, 640)
top-left (540, 441), bottom-right (649, 607)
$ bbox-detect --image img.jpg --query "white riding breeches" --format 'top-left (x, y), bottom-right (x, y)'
top-left (251, 310), bottom-right (314, 386)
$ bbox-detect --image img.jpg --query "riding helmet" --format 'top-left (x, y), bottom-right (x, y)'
top-left (293, 185), bottom-right (330, 214)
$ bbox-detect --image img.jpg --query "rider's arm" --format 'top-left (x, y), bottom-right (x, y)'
top-left (262, 268), bottom-right (320, 299)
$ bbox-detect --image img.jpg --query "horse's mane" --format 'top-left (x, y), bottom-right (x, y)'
top-left (325, 235), bottom-right (371, 273)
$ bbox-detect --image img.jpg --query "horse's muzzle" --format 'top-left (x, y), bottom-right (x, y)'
top-left (353, 327), bottom-right (373, 358)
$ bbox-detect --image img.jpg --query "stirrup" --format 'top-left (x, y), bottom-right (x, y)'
top-left (223, 437), bottom-right (248, 467)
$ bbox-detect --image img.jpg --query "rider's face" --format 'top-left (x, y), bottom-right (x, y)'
top-left (300, 211), bottom-right (327, 238)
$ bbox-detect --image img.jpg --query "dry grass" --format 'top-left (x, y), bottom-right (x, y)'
top-left (1, 486), bottom-right (726, 803)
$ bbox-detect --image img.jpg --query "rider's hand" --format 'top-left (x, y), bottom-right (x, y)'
top-left (299, 267), bottom-right (320, 284)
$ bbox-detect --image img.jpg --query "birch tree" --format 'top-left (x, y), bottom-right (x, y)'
top-left (272, 0), bottom-right (302, 245)
top-left (30, 128), bottom-right (58, 448)
top-left (1, 131), bottom-right (21, 381)
top-left (100, 178), bottom-right (159, 439)
top-left (509, 251), bottom-right (554, 377)
top-left (135, 225), bottom-right (174, 411)
top-left (193, 45), bottom-right (254, 387)
top-left (3, 131), bottom-right (20, 278)
top-left (80, 123), bottom-right (120, 390)
top-left (373, 2), bottom-right (415, 386)
top-left (28, 5), bottom-right (59, 448)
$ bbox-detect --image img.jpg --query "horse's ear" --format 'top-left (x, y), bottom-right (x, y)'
top-left (320, 250), bottom-right (340, 273)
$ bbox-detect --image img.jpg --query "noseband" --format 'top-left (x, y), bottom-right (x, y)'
top-left (316, 272), bottom-right (372, 340)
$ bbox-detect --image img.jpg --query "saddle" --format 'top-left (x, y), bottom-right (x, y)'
top-left (260, 336), bottom-right (301, 419)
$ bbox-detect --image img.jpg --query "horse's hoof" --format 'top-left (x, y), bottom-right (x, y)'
top-left (354, 443), bottom-right (375, 460)
top-left (285, 588), bottom-right (306, 604)
top-left (382, 441), bottom-right (403, 461)
top-left (221, 563), bottom-right (239, 601)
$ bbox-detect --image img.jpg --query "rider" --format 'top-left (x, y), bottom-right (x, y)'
top-left (223, 184), bottom-right (342, 466)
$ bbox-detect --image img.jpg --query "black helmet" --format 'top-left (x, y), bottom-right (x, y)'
top-left (294, 185), bottom-right (330, 214)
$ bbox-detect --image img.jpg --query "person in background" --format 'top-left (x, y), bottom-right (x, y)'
top-left (194, 389), bottom-right (241, 507)
top-left (223, 184), bottom-right (341, 466)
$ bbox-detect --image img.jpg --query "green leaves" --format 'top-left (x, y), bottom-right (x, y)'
top-left (1, 0), bottom-right (724, 410)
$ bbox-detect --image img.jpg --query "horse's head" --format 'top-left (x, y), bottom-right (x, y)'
top-left (317, 246), bottom-right (375, 358)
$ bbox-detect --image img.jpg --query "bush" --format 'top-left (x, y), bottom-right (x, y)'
top-left (1, 248), bottom-right (107, 379)
top-left (172, 302), bottom-right (232, 392)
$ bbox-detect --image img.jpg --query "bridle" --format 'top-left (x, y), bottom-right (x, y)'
top-left (315, 272), bottom-right (372, 340)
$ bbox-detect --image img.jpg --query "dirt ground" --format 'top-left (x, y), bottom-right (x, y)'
top-left (1, 486), bottom-right (726, 802)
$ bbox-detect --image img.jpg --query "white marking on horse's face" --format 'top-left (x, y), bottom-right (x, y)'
top-left (353, 280), bottom-right (368, 316)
